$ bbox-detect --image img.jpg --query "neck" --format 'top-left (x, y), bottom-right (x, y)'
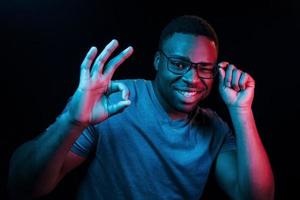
top-left (151, 80), bottom-right (189, 120)
top-left (169, 112), bottom-right (189, 120)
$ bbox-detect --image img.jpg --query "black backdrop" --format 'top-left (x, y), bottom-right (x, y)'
top-left (1, 0), bottom-right (299, 199)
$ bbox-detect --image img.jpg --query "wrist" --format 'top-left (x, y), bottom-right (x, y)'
top-left (228, 106), bottom-right (253, 115)
top-left (62, 112), bottom-right (89, 129)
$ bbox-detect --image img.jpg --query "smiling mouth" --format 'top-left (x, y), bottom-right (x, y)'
top-left (176, 90), bottom-right (199, 97)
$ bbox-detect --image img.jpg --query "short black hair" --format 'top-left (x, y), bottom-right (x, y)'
top-left (158, 15), bottom-right (219, 51)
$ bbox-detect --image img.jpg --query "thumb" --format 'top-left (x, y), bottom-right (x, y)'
top-left (107, 100), bottom-right (131, 117)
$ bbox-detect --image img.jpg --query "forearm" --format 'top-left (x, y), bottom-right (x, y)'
top-left (229, 108), bottom-right (274, 200)
top-left (8, 111), bottom-right (87, 198)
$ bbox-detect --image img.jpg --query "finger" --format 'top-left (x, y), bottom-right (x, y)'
top-left (218, 66), bottom-right (226, 86)
top-left (80, 47), bottom-right (98, 81)
top-left (107, 81), bottom-right (130, 100)
top-left (217, 61), bottom-right (229, 87)
top-left (224, 64), bottom-right (236, 88)
top-left (246, 73), bottom-right (255, 88)
top-left (232, 69), bottom-right (242, 91)
top-left (218, 61), bottom-right (229, 69)
top-left (238, 72), bottom-right (248, 90)
top-left (91, 39), bottom-right (119, 79)
top-left (104, 46), bottom-right (134, 80)
top-left (107, 100), bottom-right (131, 117)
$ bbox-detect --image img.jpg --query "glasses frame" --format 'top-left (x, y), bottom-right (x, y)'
top-left (159, 50), bottom-right (218, 79)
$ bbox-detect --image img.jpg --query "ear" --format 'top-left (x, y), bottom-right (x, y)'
top-left (153, 51), bottom-right (161, 71)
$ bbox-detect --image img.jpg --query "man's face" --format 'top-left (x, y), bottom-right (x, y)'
top-left (153, 33), bottom-right (218, 117)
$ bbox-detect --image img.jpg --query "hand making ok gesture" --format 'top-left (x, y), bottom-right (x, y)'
top-left (67, 39), bottom-right (133, 126)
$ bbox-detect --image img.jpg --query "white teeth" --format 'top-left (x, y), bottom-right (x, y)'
top-left (178, 90), bottom-right (197, 97)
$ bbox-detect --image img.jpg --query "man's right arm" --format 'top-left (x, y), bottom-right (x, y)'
top-left (8, 112), bottom-right (88, 199)
top-left (8, 40), bottom-right (133, 199)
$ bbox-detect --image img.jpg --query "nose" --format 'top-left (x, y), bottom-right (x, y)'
top-left (182, 66), bottom-right (200, 84)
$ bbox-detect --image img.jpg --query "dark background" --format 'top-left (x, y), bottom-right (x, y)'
top-left (1, 0), bottom-right (299, 199)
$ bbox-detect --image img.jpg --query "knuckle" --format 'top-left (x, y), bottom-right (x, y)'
top-left (98, 54), bottom-right (108, 63)
top-left (233, 68), bottom-right (239, 75)
top-left (228, 64), bottom-right (234, 70)
top-left (105, 48), bottom-right (114, 54)
top-left (98, 58), bottom-right (105, 65)
top-left (87, 55), bottom-right (94, 60)
top-left (236, 69), bottom-right (241, 74)
top-left (219, 61), bottom-right (229, 68)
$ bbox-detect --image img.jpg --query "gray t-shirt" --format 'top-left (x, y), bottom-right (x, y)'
top-left (71, 79), bottom-right (236, 200)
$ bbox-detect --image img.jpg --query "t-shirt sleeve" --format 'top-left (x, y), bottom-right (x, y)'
top-left (70, 126), bottom-right (97, 157)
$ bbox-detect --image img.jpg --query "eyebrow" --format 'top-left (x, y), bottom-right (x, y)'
top-left (170, 54), bottom-right (215, 66)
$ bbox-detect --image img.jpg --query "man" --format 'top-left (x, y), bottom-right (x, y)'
top-left (8, 15), bottom-right (274, 200)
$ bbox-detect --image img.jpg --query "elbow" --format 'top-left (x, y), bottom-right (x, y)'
top-left (238, 176), bottom-right (275, 200)
top-left (247, 185), bottom-right (275, 200)
top-left (8, 164), bottom-right (54, 200)
top-left (7, 152), bottom-right (31, 199)
top-left (7, 144), bottom-right (34, 199)
top-left (8, 141), bottom-right (52, 199)
top-left (254, 169), bottom-right (275, 200)
top-left (255, 178), bottom-right (275, 200)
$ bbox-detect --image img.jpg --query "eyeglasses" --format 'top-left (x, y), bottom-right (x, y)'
top-left (159, 50), bottom-right (218, 79)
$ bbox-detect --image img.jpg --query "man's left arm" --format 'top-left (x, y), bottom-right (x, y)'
top-left (214, 62), bottom-right (275, 200)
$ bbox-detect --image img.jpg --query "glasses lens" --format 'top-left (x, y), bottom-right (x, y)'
top-left (197, 67), bottom-right (216, 79)
top-left (162, 50), bottom-right (217, 79)
top-left (168, 58), bottom-right (190, 74)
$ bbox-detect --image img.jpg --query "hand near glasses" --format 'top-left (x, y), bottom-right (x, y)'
top-left (218, 61), bottom-right (255, 110)
top-left (67, 39), bottom-right (134, 126)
